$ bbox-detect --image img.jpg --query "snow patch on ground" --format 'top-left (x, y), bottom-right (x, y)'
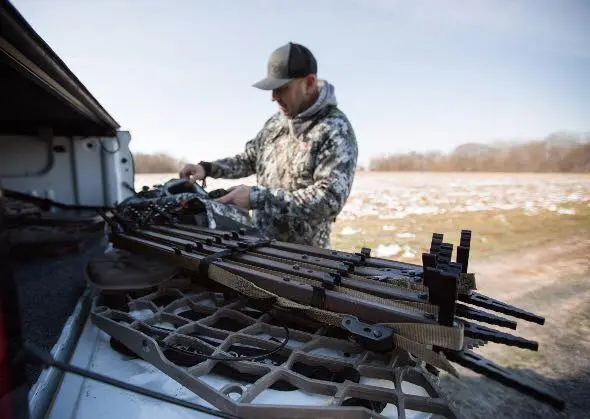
top-left (374, 243), bottom-right (416, 259)
top-left (319, 173), bottom-right (590, 220)
top-left (396, 232), bottom-right (416, 239)
top-left (375, 244), bottom-right (402, 257)
top-left (340, 226), bottom-right (361, 235)
top-left (556, 207), bottom-right (576, 215)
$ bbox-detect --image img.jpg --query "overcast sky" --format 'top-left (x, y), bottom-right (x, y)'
top-left (11, 0), bottom-right (590, 166)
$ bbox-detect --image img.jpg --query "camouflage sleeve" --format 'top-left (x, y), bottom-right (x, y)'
top-left (249, 121), bottom-right (358, 220)
top-left (203, 136), bottom-right (258, 179)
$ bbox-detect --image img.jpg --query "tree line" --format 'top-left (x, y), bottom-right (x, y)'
top-left (132, 133), bottom-right (590, 174)
top-left (133, 152), bottom-right (185, 173)
top-left (368, 135), bottom-right (590, 173)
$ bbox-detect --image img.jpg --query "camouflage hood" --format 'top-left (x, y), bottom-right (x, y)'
top-left (288, 80), bottom-right (338, 138)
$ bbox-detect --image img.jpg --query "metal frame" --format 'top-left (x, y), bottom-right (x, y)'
top-left (91, 285), bottom-right (459, 419)
top-left (27, 288), bottom-right (95, 419)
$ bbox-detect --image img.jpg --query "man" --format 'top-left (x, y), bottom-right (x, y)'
top-left (179, 42), bottom-right (358, 248)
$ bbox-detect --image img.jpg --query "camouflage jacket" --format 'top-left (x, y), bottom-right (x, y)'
top-left (202, 80), bottom-right (358, 248)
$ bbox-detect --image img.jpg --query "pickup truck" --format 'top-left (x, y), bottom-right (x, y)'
top-left (0, 2), bottom-right (440, 418)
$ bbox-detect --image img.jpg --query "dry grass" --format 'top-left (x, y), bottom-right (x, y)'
top-left (331, 201), bottom-right (590, 264)
top-left (438, 264), bottom-right (590, 419)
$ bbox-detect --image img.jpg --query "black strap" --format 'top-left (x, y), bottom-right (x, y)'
top-left (197, 239), bottom-right (272, 278)
top-left (310, 273), bottom-right (342, 309)
top-left (310, 285), bottom-right (326, 309)
top-left (4, 188), bottom-right (114, 211)
top-left (23, 342), bottom-right (242, 419)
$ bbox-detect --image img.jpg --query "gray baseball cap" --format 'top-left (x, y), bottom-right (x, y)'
top-left (253, 42), bottom-right (318, 90)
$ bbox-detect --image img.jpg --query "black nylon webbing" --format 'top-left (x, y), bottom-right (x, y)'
top-left (310, 285), bottom-right (326, 309)
top-left (197, 239), bottom-right (271, 278)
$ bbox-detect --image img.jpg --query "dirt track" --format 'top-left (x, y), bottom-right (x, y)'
top-left (437, 235), bottom-right (590, 419)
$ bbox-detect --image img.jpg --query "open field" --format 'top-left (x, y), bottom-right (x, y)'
top-left (135, 172), bottom-right (590, 418)
top-left (135, 172), bottom-right (589, 261)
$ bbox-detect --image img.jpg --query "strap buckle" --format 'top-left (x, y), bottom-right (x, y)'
top-left (341, 316), bottom-right (394, 352)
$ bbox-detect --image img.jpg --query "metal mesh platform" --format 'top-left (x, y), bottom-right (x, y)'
top-left (91, 282), bottom-right (458, 419)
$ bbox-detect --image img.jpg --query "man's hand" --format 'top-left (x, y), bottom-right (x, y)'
top-left (179, 163), bottom-right (206, 181)
top-left (216, 185), bottom-right (252, 210)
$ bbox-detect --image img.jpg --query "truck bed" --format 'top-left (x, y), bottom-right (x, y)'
top-left (14, 231), bottom-right (106, 384)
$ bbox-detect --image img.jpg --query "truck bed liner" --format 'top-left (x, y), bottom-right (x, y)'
top-left (13, 234), bottom-right (105, 384)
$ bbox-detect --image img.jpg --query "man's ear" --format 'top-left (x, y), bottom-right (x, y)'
top-left (301, 74), bottom-right (316, 96)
